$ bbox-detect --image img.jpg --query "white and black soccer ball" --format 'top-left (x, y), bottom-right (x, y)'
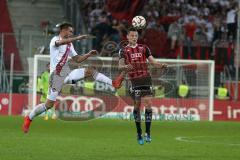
top-left (132, 16), bottom-right (146, 29)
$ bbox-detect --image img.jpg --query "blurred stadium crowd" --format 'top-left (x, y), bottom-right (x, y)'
top-left (1, 0), bottom-right (238, 94)
top-left (75, 0), bottom-right (238, 74)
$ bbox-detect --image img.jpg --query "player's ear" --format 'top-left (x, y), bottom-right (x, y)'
top-left (136, 32), bottom-right (139, 37)
top-left (126, 34), bottom-right (129, 39)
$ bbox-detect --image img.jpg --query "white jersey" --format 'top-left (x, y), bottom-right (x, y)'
top-left (226, 9), bottom-right (236, 24)
top-left (49, 36), bottom-right (78, 74)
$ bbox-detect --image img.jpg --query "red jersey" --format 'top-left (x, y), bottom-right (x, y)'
top-left (119, 44), bottom-right (151, 80)
top-left (184, 23), bottom-right (197, 40)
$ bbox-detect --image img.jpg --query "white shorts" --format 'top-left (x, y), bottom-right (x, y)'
top-left (47, 66), bottom-right (87, 101)
top-left (47, 64), bottom-right (71, 101)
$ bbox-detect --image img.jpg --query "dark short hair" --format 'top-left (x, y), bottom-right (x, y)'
top-left (56, 22), bottom-right (73, 30)
top-left (127, 27), bottom-right (138, 34)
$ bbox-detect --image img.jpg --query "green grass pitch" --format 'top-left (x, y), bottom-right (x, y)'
top-left (0, 116), bottom-right (240, 160)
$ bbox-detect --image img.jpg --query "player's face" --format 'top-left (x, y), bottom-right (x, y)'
top-left (127, 31), bottom-right (138, 45)
top-left (62, 27), bottom-right (74, 38)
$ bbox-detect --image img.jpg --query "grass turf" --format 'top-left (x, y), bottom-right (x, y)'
top-left (0, 116), bottom-right (240, 160)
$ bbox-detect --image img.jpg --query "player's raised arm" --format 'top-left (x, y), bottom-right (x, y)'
top-left (72, 50), bottom-right (98, 63)
top-left (54, 22), bottom-right (93, 47)
top-left (55, 34), bottom-right (90, 46)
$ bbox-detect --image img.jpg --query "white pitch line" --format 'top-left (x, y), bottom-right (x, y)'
top-left (175, 136), bottom-right (240, 146)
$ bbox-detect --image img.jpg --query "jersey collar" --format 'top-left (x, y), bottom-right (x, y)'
top-left (127, 44), bottom-right (138, 48)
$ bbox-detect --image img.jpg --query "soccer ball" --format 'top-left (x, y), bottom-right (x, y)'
top-left (132, 16), bottom-right (146, 29)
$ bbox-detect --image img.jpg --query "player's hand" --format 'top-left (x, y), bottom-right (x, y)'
top-left (157, 63), bottom-right (167, 69)
top-left (76, 34), bottom-right (89, 40)
top-left (124, 64), bottom-right (134, 71)
top-left (88, 50), bottom-right (98, 56)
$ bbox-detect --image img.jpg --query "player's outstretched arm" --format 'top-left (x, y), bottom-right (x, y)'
top-left (55, 35), bottom-right (91, 46)
top-left (72, 50), bottom-right (98, 63)
top-left (148, 56), bottom-right (167, 69)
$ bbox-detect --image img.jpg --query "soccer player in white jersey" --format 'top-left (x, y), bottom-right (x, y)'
top-left (22, 22), bottom-right (111, 133)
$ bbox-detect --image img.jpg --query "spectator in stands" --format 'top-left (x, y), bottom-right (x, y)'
top-left (212, 12), bottom-right (224, 42)
top-left (183, 18), bottom-right (197, 59)
top-left (204, 17), bottom-right (214, 43)
top-left (219, 0), bottom-right (230, 8)
top-left (111, 19), bottom-right (127, 40)
top-left (146, 16), bottom-right (158, 29)
top-left (167, 20), bottom-right (183, 54)
top-left (92, 11), bottom-right (111, 51)
top-left (226, 5), bottom-right (238, 40)
top-left (89, 3), bottom-right (103, 28)
top-left (81, 0), bottom-right (238, 69)
top-left (109, 19), bottom-right (121, 43)
top-left (195, 26), bottom-right (207, 42)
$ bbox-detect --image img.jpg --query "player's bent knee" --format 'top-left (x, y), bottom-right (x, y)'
top-left (45, 99), bottom-right (55, 109)
top-left (66, 68), bottom-right (85, 83)
top-left (47, 88), bottom-right (58, 103)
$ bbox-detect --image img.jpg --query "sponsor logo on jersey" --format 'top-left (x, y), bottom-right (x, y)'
top-left (131, 52), bottom-right (142, 59)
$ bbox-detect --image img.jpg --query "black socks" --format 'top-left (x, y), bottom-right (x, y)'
top-left (133, 108), bottom-right (142, 136)
top-left (145, 108), bottom-right (152, 135)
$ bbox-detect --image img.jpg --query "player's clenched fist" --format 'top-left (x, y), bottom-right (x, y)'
top-left (77, 34), bottom-right (95, 40)
top-left (88, 50), bottom-right (98, 56)
top-left (157, 63), bottom-right (167, 69)
top-left (76, 34), bottom-right (89, 40)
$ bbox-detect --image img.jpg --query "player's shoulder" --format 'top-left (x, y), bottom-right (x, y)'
top-left (137, 44), bottom-right (149, 50)
top-left (137, 44), bottom-right (149, 49)
top-left (51, 35), bottom-right (59, 41)
top-left (50, 36), bottom-right (59, 46)
top-left (119, 46), bottom-right (128, 52)
top-left (118, 46), bottom-right (128, 58)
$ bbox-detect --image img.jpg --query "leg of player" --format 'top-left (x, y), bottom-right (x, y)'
top-left (133, 100), bottom-right (144, 145)
top-left (64, 68), bottom-right (112, 86)
top-left (64, 68), bottom-right (85, 84)
top-left (142, 95), bottom-right (153, 143)
top-left (91, 69), bottom-right (112, 85)
top-left (22, 89), bottom-right (58, 133)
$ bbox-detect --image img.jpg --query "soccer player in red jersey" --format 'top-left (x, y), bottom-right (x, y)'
top-left (117, 27), bottom-right (166, 145)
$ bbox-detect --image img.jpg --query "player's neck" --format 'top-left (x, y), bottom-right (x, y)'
top-left (128, 43), bottom-right (137, 48)
top-left (58, 34), bottom-right (64, 39)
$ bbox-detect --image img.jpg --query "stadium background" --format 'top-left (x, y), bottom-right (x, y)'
top-left (0, 1), bottom-right (240, 160)
top-left (0, 0), bottom-right (240, 120)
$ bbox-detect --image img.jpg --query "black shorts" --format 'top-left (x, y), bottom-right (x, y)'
top-left (129, 86), bottom-right (153, 101)
top-left (129, 76), bottom-right (153, 101)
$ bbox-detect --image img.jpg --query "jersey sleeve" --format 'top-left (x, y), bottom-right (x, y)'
top-left (119, 48), bottom-right (125, 59)
top-left (145, 46), bottom-right (152, 58)
top-left (69, 43), bottom-right (78, 57)
top-left (50, 36), bottom-right (58, 48)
